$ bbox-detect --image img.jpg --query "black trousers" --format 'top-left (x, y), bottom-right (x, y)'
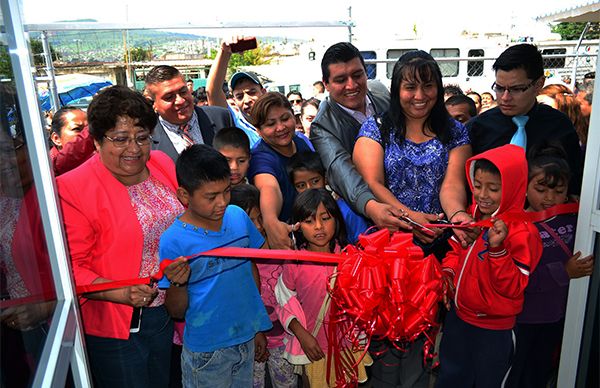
top-left (436, 308), bottom-right (513, 388)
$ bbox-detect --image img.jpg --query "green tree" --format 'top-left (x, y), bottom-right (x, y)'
top-left (0, 45), bottom-right (11, 78)
top-left (205, 43), bottom-right (274, 73)
top-left (1, 38), bottom-right (62, 78)
top-left (127, 46), bottom-right (153, 62)
top-left (551, 22), bottom-right (600, 40)
top-left (30, 38), bottom-right (62, 66)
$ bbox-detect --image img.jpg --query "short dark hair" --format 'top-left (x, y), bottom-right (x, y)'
top-left (473, 159), bottom-right (500, 176)
top-left (145, 65), bottom-right (182, 85)
top-left (321, 42), bottom-right (365, 83)
top-left (230, 183), bottom-right (260, 213)
top-left (250, 92), bottom-right (292, 129)
top-left (186, 79), bottom-right (194, 84)
top-left (51, 106), bottom-right (83, 135)
top-left (87, 85), bottom-right (157, 142)
top-left (313, 81), bottom-right (325, 92)
top-left (443, 84), bottom-right (464, 98)
top-left (286, 91), bottom-right (303, 100)
top-left (286, 151), bottom-right (326, 183)
top-left (493, 44), bottom-right (543, 81)
top-left (176, 144), bottom-right (230, 193)
top-left (213, 126), bottom-right (250, 155)
top-left (467, 91), bottom-right (481, 104)
top-left (445, 95), bottom-right (477, 118)
top-left (301, 98), bottom-right (321, 116)
top-left (196, 90), bottom-right (208, 102)
top-left (145, 65), bottom-right (183, 99)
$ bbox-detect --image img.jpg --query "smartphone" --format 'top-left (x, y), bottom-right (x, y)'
top-left (130, 307), bottom-right (142, 333)
top-left (230, 37), bottom-right (257, 53)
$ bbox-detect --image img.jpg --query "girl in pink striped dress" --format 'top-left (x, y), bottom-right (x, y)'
top-left (276, 189), bottom-right (369, 387)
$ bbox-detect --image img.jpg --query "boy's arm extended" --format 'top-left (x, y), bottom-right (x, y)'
top-left (165, 286), bottom-right (188, 320)
top-left (206, 40), bottom-right (232, 109)
top-left (163, 258), bottom-right (190, 320)
top-left (251, 261), bottom-right (261, 290)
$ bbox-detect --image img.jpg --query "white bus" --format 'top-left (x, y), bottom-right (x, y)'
top-left (355, 37), bottom-right (598, 93)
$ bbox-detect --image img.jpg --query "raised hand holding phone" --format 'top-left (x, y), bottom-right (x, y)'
top-left (230, 37), bottom-right (257, 53)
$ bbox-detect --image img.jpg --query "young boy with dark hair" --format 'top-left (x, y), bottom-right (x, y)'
top-left (436, 144), bottom-right (543, 388)
top-left (213, 126), bottom-right (251, 186)
top-left (286, 151), bottom-right (369, 243)
top-left (159, 144), bottom-right (271, 388)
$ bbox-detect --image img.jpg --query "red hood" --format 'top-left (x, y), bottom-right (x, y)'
top-left (466, 144), bottom-right (527, 217)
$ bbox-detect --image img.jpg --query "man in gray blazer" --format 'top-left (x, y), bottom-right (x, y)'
top-left (144, 65), bottom-right (233, 161)
top-left (310, 42), bottom-right (404, 230)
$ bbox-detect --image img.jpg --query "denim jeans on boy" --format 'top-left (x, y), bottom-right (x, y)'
top-left (85, 305), bottom-right (174, 388)
top-left (182, 338), bottom-right (255, 388)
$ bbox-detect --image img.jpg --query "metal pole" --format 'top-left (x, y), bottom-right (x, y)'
top-left (347, 6), bottom-right (353, 43)
top-left (40, 30), bottom-right (60, 112)
top-left (570, 22), bottom-right (591, 91)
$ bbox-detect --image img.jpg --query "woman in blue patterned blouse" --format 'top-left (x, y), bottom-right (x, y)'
top-left (353, 50), bottom-right (473, 248)
top-left (352, 48), bottom-right (475, 388)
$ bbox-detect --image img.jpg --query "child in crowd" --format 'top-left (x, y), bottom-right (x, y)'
top-left (506, 144), bottom-right (594, 388)
top-left (230, 184), bottom-right (298, 388)
top-left (159, 144), bottom-right (271, 388)
top-left (437, 144), bottom-right (543, 387)
top-left (213, 126), bottom-right (251, 186)
top-left (275, 188), bottom-right (371, 386)
top-left (287, 151), bottom-right (370, 243)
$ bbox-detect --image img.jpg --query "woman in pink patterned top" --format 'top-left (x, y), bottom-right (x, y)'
top-left (57, 86), bottom-right (183, 388)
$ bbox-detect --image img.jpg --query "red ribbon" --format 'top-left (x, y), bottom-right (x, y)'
top-left (72, 202), bottom-right (579, 297)
top-left (423, 202), bottom-right (579, 229)
top-left (74, 248), bottom-right (341, 296)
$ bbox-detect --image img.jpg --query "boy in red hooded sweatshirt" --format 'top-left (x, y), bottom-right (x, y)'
top-left (436, 144), bottom-right (543, 388)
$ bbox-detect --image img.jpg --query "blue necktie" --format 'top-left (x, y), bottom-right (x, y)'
top-left (510, 115), bottom-right (529, 149)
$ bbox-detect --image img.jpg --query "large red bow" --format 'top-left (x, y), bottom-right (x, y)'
top-left (327, 230), bottom-right (443, 387)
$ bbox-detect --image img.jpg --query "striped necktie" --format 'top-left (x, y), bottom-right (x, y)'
top-left (510, 115), bottom-right (529, 149)
top-left (179, 123), bottom-right (194, 148)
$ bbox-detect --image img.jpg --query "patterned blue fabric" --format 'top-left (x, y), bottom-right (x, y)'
top-left (357, 117), bottom-right (469, 214)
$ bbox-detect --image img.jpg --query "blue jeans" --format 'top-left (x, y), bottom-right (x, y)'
top-left (182, 338), bottom-right (255, 388)
top-left (86, 305), bottom-right (174, 388)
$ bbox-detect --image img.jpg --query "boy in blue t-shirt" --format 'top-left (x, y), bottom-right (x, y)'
top-left (159, 144), bottom-right (271, 388)
top-left (286, 151), bottom-right (370, 243)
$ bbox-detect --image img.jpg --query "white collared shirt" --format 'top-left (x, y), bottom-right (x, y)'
top-left (159, 111), bottom-right (204, 154)
top-left (338, 95), bottom-right (375, 124)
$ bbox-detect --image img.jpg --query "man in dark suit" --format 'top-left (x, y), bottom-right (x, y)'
top-left (468, 44), bottom-right (583, 194)
top-left (144, 65), bottom-right (233, 161)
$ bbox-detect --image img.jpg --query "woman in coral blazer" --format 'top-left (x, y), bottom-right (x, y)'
top-left (58, 86), bottom-right (183, 388)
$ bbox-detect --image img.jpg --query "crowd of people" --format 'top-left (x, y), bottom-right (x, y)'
top-left (0, 38), bottom-right (596, 388)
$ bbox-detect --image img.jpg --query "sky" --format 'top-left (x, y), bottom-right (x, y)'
top-left (20, 0), bottom-right (594, 43)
